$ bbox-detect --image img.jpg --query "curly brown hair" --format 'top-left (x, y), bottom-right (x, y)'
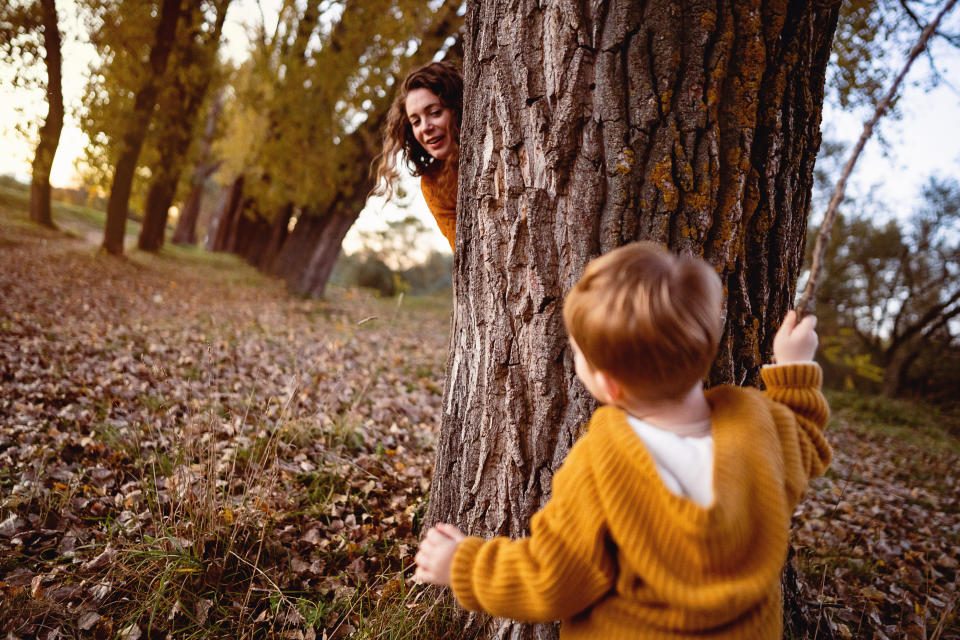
top-left (372, 61), bottom-right (463, 202)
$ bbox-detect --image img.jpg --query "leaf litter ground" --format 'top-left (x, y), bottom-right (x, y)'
top-left (0, 209), bottom-right (957, 639)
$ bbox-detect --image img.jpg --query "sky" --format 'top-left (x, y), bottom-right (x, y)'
top-left (1, 2), bottom-right (958, 254)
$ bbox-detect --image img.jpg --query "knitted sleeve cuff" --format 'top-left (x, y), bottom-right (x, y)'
top-left (760, 362), bottom-right (822, 389)
top-left (761, 363), bottom-right (829, 429)
top-left (450, 536), bottom-right (486, 612)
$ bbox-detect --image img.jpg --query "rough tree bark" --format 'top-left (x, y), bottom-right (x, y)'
top-left (101, 0), bottom-right (182, 256)
top-left (29, 0), bottom-right (63, 229)
top-left (428, 2), bottom-right (839, 639)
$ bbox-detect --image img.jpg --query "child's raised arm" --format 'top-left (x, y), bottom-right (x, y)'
top-left (761, 309), bottom-right (831, 500)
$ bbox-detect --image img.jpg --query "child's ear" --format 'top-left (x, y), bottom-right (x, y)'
top-left (595, 370), bottom-right (622, 404)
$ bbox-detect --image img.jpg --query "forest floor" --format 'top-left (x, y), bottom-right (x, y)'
top-left (0, 185), bottom-right (958, 640)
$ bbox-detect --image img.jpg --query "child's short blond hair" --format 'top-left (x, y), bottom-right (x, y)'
top-left (563, 242), bottom-right (723, 400)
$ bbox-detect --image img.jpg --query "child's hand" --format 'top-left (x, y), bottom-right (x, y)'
top-left (773, 310), bottom-right (818, 364)
top-left (414, 523), bottom-right (466, 586)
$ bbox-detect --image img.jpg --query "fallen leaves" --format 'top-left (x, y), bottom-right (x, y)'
top-left (793, 405), bottom-right (960, 639)
top-left (0, 227), bottom-right (449, 637)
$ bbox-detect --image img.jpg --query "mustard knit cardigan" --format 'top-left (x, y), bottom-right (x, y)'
top-left (450, 364), bottom-right (831, 639)
top-left (420, 169), bottom-right (457, 250)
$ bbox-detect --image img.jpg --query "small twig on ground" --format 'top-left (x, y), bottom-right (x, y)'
top-left (929, 593), bottom-right (957, 640)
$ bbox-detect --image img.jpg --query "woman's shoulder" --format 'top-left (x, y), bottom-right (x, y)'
top-left (420, 164), bottom-right (458, 205)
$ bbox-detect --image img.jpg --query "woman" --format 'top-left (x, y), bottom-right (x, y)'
top-left (373, 61), bottom-right (462, 250)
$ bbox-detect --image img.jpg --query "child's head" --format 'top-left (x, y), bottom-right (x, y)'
top-left (563, 242), bottom-right (723, 402)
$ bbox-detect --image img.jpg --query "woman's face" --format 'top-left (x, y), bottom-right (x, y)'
top-left (405, 87), bottom-right (456, 161)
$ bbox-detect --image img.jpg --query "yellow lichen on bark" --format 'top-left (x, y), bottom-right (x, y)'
top-left (614, 147), bottom-right (635, 175)
top-left (660, 89), bottom-right (674, 116)
top-left (649, 155), bottom-right (679, 211)
top-left (700, 10), bottom-right (717, 29)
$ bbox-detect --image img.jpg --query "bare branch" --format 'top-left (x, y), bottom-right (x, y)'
top-left (885, 287), bottom-right (960, 358)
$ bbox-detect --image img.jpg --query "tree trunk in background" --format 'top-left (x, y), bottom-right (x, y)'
top-left (173, 90), bottom-right (225, 245)
top-left (229, 201), bottom-right (258, 257)
top-left (139, 1), bottom-right (230, 252)
top-left (267, 127), bottom-right (376, 296)
top-left (270, 199), bottom-right (361, 298)
top-left (102, 0), bottom-right (182, 255)
top-left (294, 205), bottom-right (361, 297)
top-left (428, 2), bottom-right (839, 639)
top-left (208, 175), bottom-right (244, 252)
top-left (268, 208), bottom-right (317, 282)
top-left (172, 180), bottom-right (207, 245)
top-left (250, 203), bottom-right (293, 269)
top-left (29, 0), bottom-right (63, 229)
top-left (137, 172), bottom-right (177, 250)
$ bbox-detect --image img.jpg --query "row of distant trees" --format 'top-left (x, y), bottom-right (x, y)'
top-left (332, 216), bottom-right (453, 297)
top-left (1, 0), bottom-right (463, 298)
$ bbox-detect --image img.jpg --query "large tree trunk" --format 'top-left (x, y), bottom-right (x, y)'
top-left (428, 2), bottom-right (839, 639)
top-left (102, 0), bottom-right (182, 256)
top-left (29, 0), bottom-right (63, 229)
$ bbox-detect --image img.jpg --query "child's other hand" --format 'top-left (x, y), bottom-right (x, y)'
top-left (414, 523), bottom-right (466, 586)
top-left (773, 310), bottom-right (818, 364)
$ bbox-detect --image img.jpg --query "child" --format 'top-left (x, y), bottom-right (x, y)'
top-left (414, 241), bottom-right (831, 639)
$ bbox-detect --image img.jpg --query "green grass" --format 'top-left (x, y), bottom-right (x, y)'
top-left (826, 389), bottom-right (960, 453)
top-left (0, 183), bottom-right (124, 236)
top-left (0, 181), bottom-right (280, 290)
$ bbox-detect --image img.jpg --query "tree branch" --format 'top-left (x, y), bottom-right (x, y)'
top-left (797, 0), bottom-right (960, 315)
top-left (885, 287), bottom-right (960, 359)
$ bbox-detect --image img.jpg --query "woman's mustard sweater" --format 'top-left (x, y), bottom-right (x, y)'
top-left (420, 169), bottom-right (457, 250)
top-left (450, 363), bottom-right (831, 639)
